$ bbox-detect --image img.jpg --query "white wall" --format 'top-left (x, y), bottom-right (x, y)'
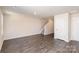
top-left (4, 12), bottom-right (44, 40)
top-left (0, 9), bottom-right (3, 50)
top-left (71, 13), bottom-right (79, 41)
top-left (54, 13), bottom-right (79, 42)
top-left (44, 18), bottom-right (54, 35)
top-left (54, 13), bottom-right (69, 42)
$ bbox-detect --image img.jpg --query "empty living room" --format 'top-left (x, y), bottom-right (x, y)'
top-left (0, 6), bottom-right (79, 53)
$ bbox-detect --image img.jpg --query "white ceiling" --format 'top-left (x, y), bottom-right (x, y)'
top-left (1, 6), bottom-right (79, 18)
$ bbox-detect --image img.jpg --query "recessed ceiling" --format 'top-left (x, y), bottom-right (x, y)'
top-left (1, 6), bottom-right (79, 17)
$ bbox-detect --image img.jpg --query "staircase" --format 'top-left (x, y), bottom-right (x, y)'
top-left (40, 18), bottom-right (48, 35)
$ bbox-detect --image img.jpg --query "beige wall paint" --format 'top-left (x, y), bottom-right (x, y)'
top-left (4, 12), bottom-right (54, 40)
top-left (44, 18), bottom-right (54, 35)
top-left (4, 13), bottom-right (42, 40)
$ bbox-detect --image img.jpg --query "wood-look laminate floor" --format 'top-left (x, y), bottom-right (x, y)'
top-left (1, 34), bottom-right (79, 53)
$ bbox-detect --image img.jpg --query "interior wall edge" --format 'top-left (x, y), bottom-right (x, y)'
top-left (0, 8), bottom-right (4, 51)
